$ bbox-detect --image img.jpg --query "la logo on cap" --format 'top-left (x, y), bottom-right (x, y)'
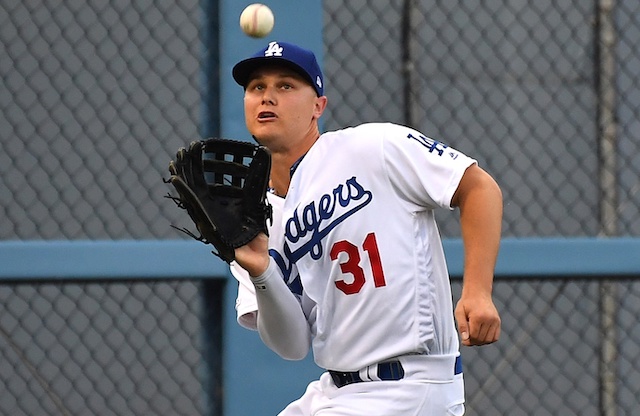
top-left (264, 41), bottom-right (283, 57)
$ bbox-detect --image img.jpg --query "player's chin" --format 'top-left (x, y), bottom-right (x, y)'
top-left (251, 130), bottom-right (281, 147)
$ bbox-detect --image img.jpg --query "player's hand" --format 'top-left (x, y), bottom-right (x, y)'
top-left (234, 232), bottom-right (271, 277)
top-left (454, 293), bottom-right (501, 346)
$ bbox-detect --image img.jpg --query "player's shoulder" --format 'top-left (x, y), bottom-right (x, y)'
top-left (324, 122), bottom-right (410, 137)
top-left (320, 122), bottom-right (415, 149)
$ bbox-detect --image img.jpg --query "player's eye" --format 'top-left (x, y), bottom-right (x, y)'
top-left (246, 85), bottom-right (263, 94)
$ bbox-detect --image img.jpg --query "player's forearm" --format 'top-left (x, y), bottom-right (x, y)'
top-left (251, 259), bottom-right (312, 360)
top-left (457, 170), bottom-right (503, 296)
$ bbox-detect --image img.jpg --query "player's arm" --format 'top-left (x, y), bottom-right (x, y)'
top-left (235, 234), bottom-right (312, 360)
top-left (450, 163), bottom-right (502, 346)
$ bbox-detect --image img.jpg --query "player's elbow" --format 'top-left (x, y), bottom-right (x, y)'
top-left (261, 333), bottom-right (311, 361)
top-left (277, 345), bottom-right (310, 361)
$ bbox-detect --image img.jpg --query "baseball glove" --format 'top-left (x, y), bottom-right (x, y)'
top-left (166, 138), bottom-right (272, 263)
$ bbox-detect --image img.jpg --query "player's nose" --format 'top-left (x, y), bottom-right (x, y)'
top-left (260, 87), bottom-right (277, 105)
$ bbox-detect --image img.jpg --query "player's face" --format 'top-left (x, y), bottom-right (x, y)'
top-left (244, 66), bottom-right (326, 152)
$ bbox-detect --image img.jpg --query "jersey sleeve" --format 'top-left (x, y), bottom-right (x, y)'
top-left (230, 262), bottom-right (259, 330)
top-left (382, 124), bottom-right (476, 210)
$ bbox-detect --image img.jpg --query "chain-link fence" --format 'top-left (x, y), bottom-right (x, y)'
top-left (2, 0), bottom-right (640, 415)
top-left (454, 278), bottom-right (640, 415)
top-left (0, 0), bottom-right (203, 240)
top-left (0, 281), bottom-right (222, 416)
top-left (1, 277), bottom-right (637, 415)
top-left (323, 0), bottom-right (640, 238)
top-left (3, 0), bottom-right (639, 241)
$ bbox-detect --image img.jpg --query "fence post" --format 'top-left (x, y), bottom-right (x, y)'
top-left (596, 0), bottom-right (618, 414)
top-left (402, 0), bottom-right (418, 128)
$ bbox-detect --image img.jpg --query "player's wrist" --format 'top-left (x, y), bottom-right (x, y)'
top-left (250, 257), bottom-right (276, 287)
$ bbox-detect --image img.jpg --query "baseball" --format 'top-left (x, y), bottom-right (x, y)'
top-left (240, 4), bottom-right (274, 38)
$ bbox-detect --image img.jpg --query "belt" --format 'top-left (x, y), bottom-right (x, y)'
top-left (329, 355), bottom-right (463, 388)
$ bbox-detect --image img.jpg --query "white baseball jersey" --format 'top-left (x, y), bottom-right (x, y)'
top-left (233, 122), bottom-right (476, 372)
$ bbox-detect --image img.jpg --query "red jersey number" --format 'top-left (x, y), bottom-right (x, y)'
top-left (331, 232), bottom-right (387, 295)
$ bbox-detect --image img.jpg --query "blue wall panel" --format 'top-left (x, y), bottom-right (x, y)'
top-left (218, 2), bottom-right (325, 414)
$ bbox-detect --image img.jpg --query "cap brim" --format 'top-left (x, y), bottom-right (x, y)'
top-left (232, 57), bottom-right (316, 91)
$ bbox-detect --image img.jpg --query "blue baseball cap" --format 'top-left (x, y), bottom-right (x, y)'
top-left (232, 41), bottom-right (324, 96)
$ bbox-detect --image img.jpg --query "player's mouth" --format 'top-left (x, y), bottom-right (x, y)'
top-left (258, 111), bottom-right (276, 121)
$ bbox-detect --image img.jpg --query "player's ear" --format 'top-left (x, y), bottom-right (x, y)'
top-left (313, 96), bottom-right (328, 120)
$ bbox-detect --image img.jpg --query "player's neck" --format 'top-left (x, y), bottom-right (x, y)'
top-left (268, 130), bottom-right (320, 197)
top-left (269, 159), bottom-right (291, 197)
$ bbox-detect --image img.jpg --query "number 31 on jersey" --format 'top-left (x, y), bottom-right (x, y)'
top-left (330, 232), bottom-right (386, 295)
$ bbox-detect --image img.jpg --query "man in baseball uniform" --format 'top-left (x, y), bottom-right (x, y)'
top-left (230, 41), bottom-right (502, 415)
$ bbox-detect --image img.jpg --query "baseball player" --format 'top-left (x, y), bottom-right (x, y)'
top-left (230, 41), bottom-right (502, 415)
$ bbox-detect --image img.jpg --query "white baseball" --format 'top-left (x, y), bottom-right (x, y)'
top-left (239, 4), bottom-right (275, 38)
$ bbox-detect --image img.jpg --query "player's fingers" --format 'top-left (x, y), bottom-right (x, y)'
top-left (470, 320), bottom-right (501, 346)
top-left (453, 302), bottom-right (471, 345)
top-left (473, 322), bottom-right (489, 343)
top-left (488, 325), bottom-right (500, 344)
top-left (465, 310), bottom-right (501, 345)
top-left (465, 324), bottom-right (484, 346)
top-left (474, 324), bottom-right (493, 345)
top-left (460, 327), bottom-right (471, 346)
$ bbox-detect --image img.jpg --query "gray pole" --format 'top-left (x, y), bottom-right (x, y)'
top-left (596, 0), bottom-right (618, 414)
top-left (402, 0), bottom-right (417, 128)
